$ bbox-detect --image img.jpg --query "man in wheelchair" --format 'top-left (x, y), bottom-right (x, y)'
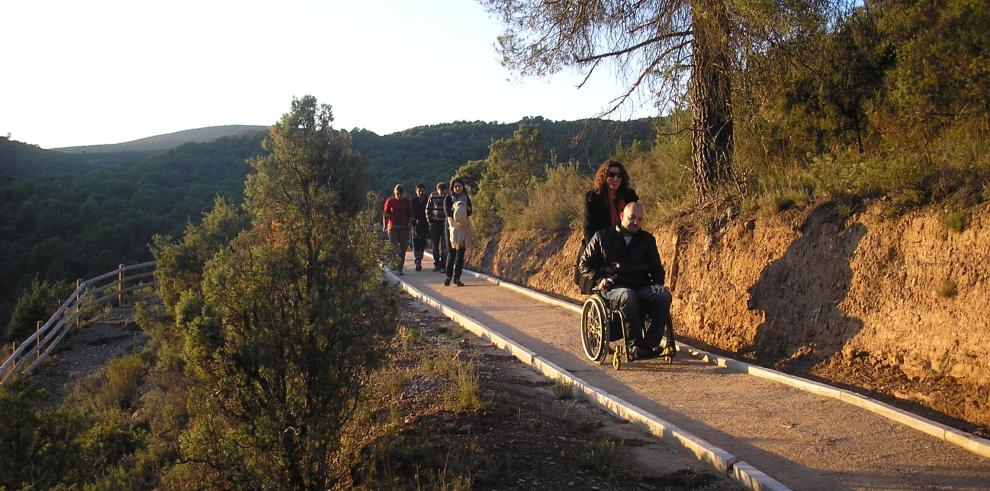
top-left (578, 202), bottom-right (674, 361)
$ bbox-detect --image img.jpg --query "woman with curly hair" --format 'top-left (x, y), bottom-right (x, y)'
top-left (576, 160), bottom-right (638, 293)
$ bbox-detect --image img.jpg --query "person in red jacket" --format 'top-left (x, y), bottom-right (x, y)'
top-left (383, 184), bottom-right (412, 275)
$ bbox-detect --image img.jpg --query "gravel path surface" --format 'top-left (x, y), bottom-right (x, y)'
top-left (397, 257), bottom-right (990, 490)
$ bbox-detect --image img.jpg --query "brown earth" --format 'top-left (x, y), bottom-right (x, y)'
top-left (466, 202), bottom-right (990, 435)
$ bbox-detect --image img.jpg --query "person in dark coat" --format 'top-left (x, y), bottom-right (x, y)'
top-left (579, 202), bottom-right (674, 360)
top-left (426, 182), bottom-right (449, 272)
top-left (409, 183), bottom-right (430, 271)
top-left (576, 160), bottom-right (639, 294)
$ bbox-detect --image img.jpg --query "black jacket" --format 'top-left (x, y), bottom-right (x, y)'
top-left (579, 226), bottom-right (664, 290)
top-left (410, 195), bottom-right (429, 234)
top-left (444, 193), bottom-right (472, 218)
top-left (583, 188), bottom-right (639, 243)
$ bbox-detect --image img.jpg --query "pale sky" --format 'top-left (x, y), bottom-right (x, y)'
top-left (1, 0), bottom-right (655, 149)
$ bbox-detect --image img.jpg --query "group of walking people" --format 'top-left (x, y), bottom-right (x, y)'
top-left (382, 159), bottom-right (674, 362)
top-left (381, 179), bottom-right (475, 286)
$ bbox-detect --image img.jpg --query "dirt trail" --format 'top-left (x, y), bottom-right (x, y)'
top-left (400, 256), bottom-right (990, 490)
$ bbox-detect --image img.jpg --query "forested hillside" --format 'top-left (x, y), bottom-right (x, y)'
top-left (0, 116), bottom-right (654, 337)
top-left (352, 116), bottom-right (656, 192)
top-left (0, 134), bottom-right (264, 338)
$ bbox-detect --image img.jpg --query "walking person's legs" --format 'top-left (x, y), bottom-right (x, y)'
top-left (444, 246), bottom-right (458, 286)
top-left (452, 247), bottom-right (466, 286)
top-left (442, 223), bottom-right (451, 271)
top-left (388, 226), bottom-right (409, 274)
top-left (429, 221), bottom-right (443, 271)
top-left (412, 229), bottom-right (426, 271)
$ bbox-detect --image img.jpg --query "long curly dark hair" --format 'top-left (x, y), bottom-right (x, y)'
top-left (593, 160), bottom-right (630, 195)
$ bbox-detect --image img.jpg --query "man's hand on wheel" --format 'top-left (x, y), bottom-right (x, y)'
top-left (598, 277), bottom-right (614, 290)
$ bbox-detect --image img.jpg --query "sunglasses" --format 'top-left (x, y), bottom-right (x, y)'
top-left (607, 172), bottom-right (622, 178)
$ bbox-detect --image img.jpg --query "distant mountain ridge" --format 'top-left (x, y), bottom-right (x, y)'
top-left (54, 125), bottom-right (268, 153)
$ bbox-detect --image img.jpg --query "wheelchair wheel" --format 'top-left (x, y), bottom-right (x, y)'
top-left (581, 296), bottom-right (609, 363)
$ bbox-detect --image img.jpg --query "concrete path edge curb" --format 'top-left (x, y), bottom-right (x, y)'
top-left (451, 262), bottom-right (990, 461)
top-left (384, 268), bottom-right (791, 491)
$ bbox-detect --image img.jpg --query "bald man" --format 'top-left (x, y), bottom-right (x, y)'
top-left (578, 202), bottom-right (675, 360)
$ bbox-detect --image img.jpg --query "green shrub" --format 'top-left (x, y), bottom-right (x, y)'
top-left (4, 276), bottom-right (72, 343)
top-left (0, 380), bottom-right (85, 488)
top-left (582, 437), bottom-right (621, 477)
top-left (940, 209), bottom-right (968, 232)
top-left (506, 163), bottom-right (587, 231)
top-left (69, 353), bottom-right (147, 412)
top-left (454, 364), bottom-right (483, 411)
top-left (626, 122), bottom-right (695, 224)
top-left (552, 379), bottom-right (574, 400)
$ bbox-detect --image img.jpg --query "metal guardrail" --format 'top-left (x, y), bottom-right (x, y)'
top-left (0, 261), bottom-right (157, 384)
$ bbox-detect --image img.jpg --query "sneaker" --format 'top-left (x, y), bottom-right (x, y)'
top-left (415, 263), bottom-right (422, 271)
top-left (454, 279), bottom-right (464, 287)
top-left (444, 277), bottom-right (451, 286)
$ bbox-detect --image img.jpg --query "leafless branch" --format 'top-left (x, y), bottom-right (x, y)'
top-left (576, 58), bottom-right (602, 89)
top-left (575, 30), bottom-right (692, 63)
top-left (603, 40), bottom-right (691, 115)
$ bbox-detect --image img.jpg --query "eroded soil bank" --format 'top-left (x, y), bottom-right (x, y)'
top-left (466, 202), bottom-right (990, 433)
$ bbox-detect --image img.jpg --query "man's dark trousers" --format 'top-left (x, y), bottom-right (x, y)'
top-left (429, 220), bottom-right (449, 270)
top-left (601, 286), bottom-right (673, 349)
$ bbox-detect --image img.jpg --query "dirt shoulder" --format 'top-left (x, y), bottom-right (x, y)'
top-left (351, 296), bottom-right (740, 489)
top-left (25, 295), bottom-right (737, 489)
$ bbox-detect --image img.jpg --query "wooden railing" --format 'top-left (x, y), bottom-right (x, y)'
top-left (0, 261), bottom-right (157, 385)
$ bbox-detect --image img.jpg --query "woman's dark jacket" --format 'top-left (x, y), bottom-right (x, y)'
top-left (444, 193), bottom-right (472, 217)
top-left (578, 226), bottom-right (665, 290)
top-left (582, 188), bottom-right (639, 243)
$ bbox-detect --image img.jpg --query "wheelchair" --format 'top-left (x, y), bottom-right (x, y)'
top-left (580, 291), bottom-right (674, 370)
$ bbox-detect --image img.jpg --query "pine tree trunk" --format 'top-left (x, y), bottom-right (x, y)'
top-left (690, 0), bottom-right (735, 203)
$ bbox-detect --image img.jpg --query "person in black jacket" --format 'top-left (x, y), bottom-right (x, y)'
top-left (409, 183), bottom-right (430, 271)
top-left (426, 182), bottom-right (449, 272)
top-left (579, 202), bottom-right (674, 360)
top-left (583, 160), bottom-right (639, 244)
top-left (576, 160), bottom-right (639, 294)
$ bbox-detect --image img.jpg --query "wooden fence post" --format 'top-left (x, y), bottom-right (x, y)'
top-left (76, 279), bottom-right (82, 328)
top-left (35, 321), bottom-right (41, 360)
top-left (117, 264), bottom-right (125, 307)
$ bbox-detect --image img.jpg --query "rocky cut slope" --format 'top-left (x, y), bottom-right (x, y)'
top-left (466, 202), bottom-right (990, 433)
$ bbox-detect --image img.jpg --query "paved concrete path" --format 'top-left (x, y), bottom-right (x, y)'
top-left (396, 257), bottom-right (990, 490)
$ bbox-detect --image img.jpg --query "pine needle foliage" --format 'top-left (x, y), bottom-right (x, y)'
top-left (158, 96), bottom-right (396, 488)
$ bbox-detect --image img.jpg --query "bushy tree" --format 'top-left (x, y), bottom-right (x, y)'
top-left (481, 0), bottom-right (853, 202)
top-left (165, 96), bottom-right (395, 488)
top-left (468, 123), bottom-right (548, 237)
top-left (151, 196), bottom-right (249, 309)
top-left (3, 276), bottom-right (72, 343)
top-left (0, 381), bottom-right (84, 488)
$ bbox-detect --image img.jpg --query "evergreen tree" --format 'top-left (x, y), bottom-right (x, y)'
top-left (166, 96), bottom-right (395, 488)
top-left (480, 0), bottom-right (844, 202)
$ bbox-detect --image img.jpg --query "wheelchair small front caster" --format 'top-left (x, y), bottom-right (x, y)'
top-left (612, 352), bottom-right (621, 370)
